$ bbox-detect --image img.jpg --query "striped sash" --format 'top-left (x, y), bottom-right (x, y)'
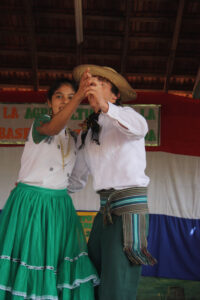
top-left (98, 187), bottom-right (157, 266)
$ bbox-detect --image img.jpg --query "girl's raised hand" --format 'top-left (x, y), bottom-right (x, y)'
top-left (76, 68), bottom-right (92, 101)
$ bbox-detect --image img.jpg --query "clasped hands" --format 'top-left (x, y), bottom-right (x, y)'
top-left (77, 68), bottom-right (109, 113)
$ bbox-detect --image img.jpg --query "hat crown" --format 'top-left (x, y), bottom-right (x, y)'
top-left (102, 66), bottom-right (117, 74)
top-left (73, 64), bottom-right (137, 101)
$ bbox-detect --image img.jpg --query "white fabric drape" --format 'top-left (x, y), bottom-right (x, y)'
top-left (0, 148), bottom-right (200, 219)
top-left (146, 152), bottom-right (200, 219)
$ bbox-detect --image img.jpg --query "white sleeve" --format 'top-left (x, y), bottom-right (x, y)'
top-left (67, 146), bottom-right (90, 193)
top-left (103, 102), bottom-right (148, 139)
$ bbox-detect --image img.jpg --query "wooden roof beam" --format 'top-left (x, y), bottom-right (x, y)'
top-left (24, 0), bottom-right (39, 91)
top-left (164, 0), bottom-right (185, 92)
top-left (74, 0), bottom-right (84, 65)
top-left (121, 0), bottom-right (132, 75)
top-left (0, 67), bottom-right (196, 80)
top-left (192, 65), bottom-right (200, 99)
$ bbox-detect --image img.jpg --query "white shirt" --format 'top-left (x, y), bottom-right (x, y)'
top-left (18, 121), bottom-right (76, 189)
top-left (68, 102), bottom-right (149, 192)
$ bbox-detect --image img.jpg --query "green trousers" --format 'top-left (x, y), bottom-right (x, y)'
top-left (88, 212), bottom-right (142, 300)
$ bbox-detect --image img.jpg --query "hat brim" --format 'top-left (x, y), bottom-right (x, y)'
top-left (72, 64), bottom-right (137, 102)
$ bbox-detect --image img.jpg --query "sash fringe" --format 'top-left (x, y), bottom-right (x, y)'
top-left (98, 187), bottom-right (157, 266)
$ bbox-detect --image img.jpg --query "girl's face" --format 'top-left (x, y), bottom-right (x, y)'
top-left (48, 84), bottom-right (75, 116)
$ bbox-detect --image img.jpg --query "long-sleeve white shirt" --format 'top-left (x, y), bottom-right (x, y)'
top-left (68, 102), bottom-right (149, 192)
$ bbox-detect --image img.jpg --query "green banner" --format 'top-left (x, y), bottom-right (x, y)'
top-left (0, 103), bottom-right (160, 146)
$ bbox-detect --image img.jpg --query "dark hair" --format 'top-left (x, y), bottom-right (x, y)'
top-left (111, 84), bottom-right (122, 106)
top-left (47, 78), bottom-right (78, 102)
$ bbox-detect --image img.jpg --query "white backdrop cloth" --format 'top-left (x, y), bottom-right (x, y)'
top-left (0, 148), bottom-right (200, 219)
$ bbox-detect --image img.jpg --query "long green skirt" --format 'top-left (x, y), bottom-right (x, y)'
top-left (0, 183), bottom-right (99, 300)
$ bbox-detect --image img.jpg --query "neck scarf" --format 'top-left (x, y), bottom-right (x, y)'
top-left (79, 100), bottom-right (121, 149)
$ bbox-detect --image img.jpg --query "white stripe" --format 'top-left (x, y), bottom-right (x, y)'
top-left (0, 256), bottom-right (55, 271)
top-left (57, 275), bottom-right (100, 290)
top-left (0, 275), bottom-right (100, 299)
top-left (146, 152), bottom-right (200, 219)
top-left (0, 285), bottom-right (58, 300)
top-left (64, 252), bottom-right (88, 262)
top-left (0, 252), bottom-right (89, 272)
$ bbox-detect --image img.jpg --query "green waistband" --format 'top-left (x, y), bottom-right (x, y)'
top-left (16, 182), bottom-right (67, 196)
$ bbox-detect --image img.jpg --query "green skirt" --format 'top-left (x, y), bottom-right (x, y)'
top-left (0, 183), bottom-right (99, 300)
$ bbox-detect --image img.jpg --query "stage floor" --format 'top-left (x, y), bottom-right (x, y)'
top-left (137, 277), bottom-right (200, 300)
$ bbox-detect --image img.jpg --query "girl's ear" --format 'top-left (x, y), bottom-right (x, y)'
top-left (47, 100), bottom-right (53, 117)
top-left (47, 99), bottom-right (52, 108)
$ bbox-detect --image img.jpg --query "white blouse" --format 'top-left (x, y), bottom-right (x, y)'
top-left (68, 102), bottom-right (149, 192)
top-left (18, 120), bottom-right (76, 190)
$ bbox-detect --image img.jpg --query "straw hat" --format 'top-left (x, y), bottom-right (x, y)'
top-left (72, 64), bottom-right (137, 102)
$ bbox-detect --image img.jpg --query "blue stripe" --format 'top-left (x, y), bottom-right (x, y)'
top-left (111, 197), bottom-right (147, 208)
top-left (100, 194), bottom-right (146, 202)
top-left (100, 196), bottom-right (147, 208)
top-left (142, 214), bottom-right (200, 280)
top-left (110, 195), bottom-right (147, 203)
top-left (100, 200), bottom-right (107, 205)
top-left (133, 214), bottom-right (139, 251)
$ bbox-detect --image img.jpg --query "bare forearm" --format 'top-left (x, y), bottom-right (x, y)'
top-left (38, 93), bottom-right (82, 136)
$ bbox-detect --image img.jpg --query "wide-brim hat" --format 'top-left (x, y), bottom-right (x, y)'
top-left (72, 64), bottom-right (137, 102)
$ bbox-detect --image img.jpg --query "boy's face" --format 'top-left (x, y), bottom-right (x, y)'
top-left (88, 76), bottom-right (118, 112)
